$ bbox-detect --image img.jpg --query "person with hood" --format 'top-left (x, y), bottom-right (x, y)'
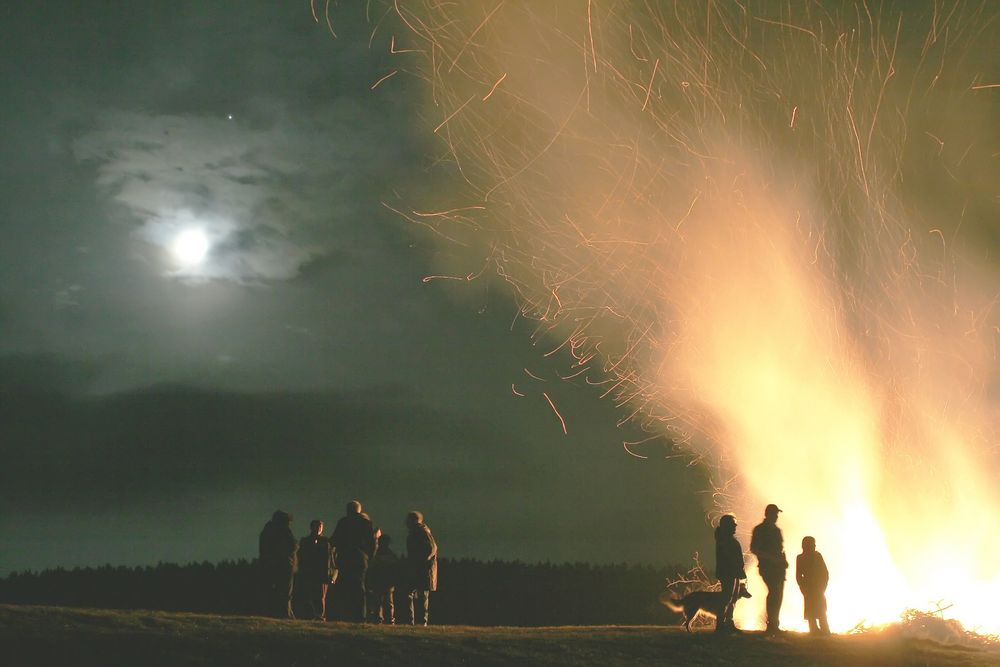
top-left (258, 510), bottom-right (298, 618)
top-left (796, 536), bottom-right (831, 635)
top-left (403, 511), bottom-right (437, 625)
top-left (750, 503), bottom-right (788, 635)
top-left (714, 514), bottom-right (747, 634)
top-left (330, 500), bottom-right (377, 622)
top-left (296, 519), bottom-right (334, 621)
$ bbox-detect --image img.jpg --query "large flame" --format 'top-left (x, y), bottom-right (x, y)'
top-left (367, 0), bottom-right (1000, 633)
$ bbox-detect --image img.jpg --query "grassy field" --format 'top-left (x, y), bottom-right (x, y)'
top-left (2, 604), bottom-right (998, 666)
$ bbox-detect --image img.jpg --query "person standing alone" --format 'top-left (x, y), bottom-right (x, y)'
top-left (796, 536), bottom-right (831, 635)
top-left (750, 503), bottom-right (788, 634)
top-left (403, 511), bottom-right (437, 626)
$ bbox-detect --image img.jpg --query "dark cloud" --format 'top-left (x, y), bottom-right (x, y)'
top-left (0, 0), bottom-right (452, 399)
top-left (0, 374), bottom-right (500, 511)
top-left (0, 1), bottom-right (715, 574)
top-left (0, 353), bottom-right (711, 572)
top-left (0, 354), bottom-right (97, 395)
top-left (72, 100), bottom-right (400, 283)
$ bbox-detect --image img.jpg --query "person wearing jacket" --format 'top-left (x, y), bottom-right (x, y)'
top-left (258, 510), bottom-right (298, 618)
top-left (403, 511), bottom-right (437, 625)
top-left (331, 500), bottom-right (377, 622)
top-left (366, 533), bottom-right (399, 624)
top-left (297, 519), bottom-right (334, 621)
top-left (796, 535), bottom-right (830, 635)
top-left (750, 503), bottom-right (788, 635)
top-left (714, 513), bottom-right (747, 634)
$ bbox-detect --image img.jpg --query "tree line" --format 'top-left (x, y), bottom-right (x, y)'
top-left (0, 557), bottom-right (685, 626)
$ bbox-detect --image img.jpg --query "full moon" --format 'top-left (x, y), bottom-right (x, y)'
top-left (171, 228), bottom-right (209, 266)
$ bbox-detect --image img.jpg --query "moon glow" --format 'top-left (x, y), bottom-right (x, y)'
top-left (171, 228), bottom-right (210, 267)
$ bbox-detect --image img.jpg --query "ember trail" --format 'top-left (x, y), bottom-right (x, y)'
top-left (367, 0), bottom-right (1000, 633)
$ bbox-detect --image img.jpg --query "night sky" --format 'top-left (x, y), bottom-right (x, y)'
top-left (0, 2), bottom-right (710, 574)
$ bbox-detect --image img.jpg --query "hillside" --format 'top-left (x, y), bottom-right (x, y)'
top-left (2, 604), bottom-right (998, 666)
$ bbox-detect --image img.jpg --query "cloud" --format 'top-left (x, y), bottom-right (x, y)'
top-left (45, 2), bottom-right (419, 286)
top-left (0, 368), bottom-right (518, 512)
top-left (0, 3), bottom-right (719, 571)
top-left (0, 354), bottom-right (97, 395)
top-left (0, 352), bottom-right (713, 569)
top-left (0, 0), bottom-right (428, 393)
top-left (72, 98), bottom-right (395, 283)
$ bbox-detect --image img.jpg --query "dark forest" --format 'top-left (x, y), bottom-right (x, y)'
top-left (0, 558), bottom-right (685, 627)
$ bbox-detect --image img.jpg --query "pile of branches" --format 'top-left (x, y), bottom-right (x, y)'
top-left (853, 604), bottom-right (999, 648)
top-left (658, 555), bottom-right (720, 630)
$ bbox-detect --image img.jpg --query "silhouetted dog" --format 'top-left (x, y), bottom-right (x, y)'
top-left (659, 584), bottom-right (752, 631)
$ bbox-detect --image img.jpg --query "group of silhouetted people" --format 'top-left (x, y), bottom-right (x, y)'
top-left (258, 501), bottom-right (438, 625)
top-left (713, 503), bottom-right (830, 636)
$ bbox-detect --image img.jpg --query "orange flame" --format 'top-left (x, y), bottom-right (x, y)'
top-left (374, 0), bottom-right (1000, 634)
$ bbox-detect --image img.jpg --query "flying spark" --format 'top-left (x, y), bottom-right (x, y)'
top-left (373, 0), bottom-right (1000, 634)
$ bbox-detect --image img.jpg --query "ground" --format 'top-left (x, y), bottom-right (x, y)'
top-left (1, 604), bottom-right (998, 666)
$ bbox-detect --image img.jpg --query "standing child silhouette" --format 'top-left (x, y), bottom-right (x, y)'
top-left (795, 536), bottom-right (830, 635)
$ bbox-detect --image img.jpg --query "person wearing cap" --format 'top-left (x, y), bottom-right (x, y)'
top-left (796, 536), bottom-right (830, 635)
top-left (258, 509), bottom-right (299, 618)
top-left (714, 514), bottom-right (747, 634)
top-left (750, 503), bottom-right (788, 634)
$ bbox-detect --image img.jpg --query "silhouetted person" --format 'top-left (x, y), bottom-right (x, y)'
top-left (713, 514), bottom-right (747, 634)
top-left (297, 519), bottom-right (334, 621)
top-left (366, 533), bottom-right (399, 624)
top-left (331, 500), bottom-right (377, 622)
top-left (258, 510), bottom-right (298, 618)
top-left (750, 503), bottom-right (788, 634)
top-left (796, 536), bottom-right (830, 635)
top-left (403, 511), bottom-right (437, 625)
